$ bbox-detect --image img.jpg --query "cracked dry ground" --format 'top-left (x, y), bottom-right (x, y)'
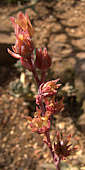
top-left (0, 0), bottom-right (85, 170)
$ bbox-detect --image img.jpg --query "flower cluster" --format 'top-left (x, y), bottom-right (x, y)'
top-left (54, 132), bottom-right (77, 160)
top-left (8, 12), bottom-right (34, 71)
top-left (43, 131), bottom-right (77, 168)
top-left (26, 107), bottom-right (50, 134)
top-left (8, 12), bottom-right (51, 86)
top-left (36, 79), bottom-right (64, 115)
top-left (26, 79), bottom-right (64, 134)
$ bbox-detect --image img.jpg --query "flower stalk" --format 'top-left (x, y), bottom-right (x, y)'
top-left (8, 11), bottom-right (77, 170)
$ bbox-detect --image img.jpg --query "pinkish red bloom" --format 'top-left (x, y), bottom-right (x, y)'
top-left (36, 79), bottom-right (61, 106)
top-left (8, 12), bottom-right (34, 71)
top-left (54, 132), bottom-right (77, 160)
top-left (36, 80), bottom-right (64, 118)
top-left (35, 48), bottom-right (51, 70)
top-left (45, 97), bottom-right (64, 115)
top-left (26, 108), bottom-right (50, 134)
top-left (39, 79), bottom-right (61, 97)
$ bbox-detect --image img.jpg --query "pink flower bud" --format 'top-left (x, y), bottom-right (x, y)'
top-left (35, 48), bottom-right (51, 70)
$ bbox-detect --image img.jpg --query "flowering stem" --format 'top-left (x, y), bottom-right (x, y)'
top-left (54, 155), bottom-right (60, 170)
top-left (44, 131), bottom-right (61, 170)
top-left (44, 131), bottom-right (54, 160)
top-left (40, 102), bottom-right (46, 116)
top-left (41, 71), bottom-right (46, 84)
top-left (32, 67), bottom-right (41, 88)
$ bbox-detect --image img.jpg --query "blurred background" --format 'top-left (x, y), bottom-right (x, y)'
top-left (0, 0), bottom-right (85, 169)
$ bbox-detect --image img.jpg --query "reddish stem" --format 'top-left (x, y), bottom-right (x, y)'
top-left (41, 71), bottom-right (46, 84)
top-left (45, 131), bottom-right (54, 158)
top-left (44, 131), bottom-right (61, 170)
top-left (54, 155), bottom-right (60, 170)
top-left (32, 67), bottom-right (41, 88)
